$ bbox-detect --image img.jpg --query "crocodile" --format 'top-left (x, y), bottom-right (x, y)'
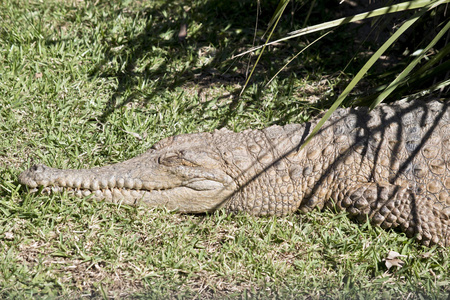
top-left (19, 99), bottom-right (450, 246)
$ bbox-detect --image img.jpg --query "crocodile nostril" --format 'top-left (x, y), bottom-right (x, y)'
top-left (31, 165), bottom-right (46, 172)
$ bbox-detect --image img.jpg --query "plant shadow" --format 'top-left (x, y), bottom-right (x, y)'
top-left (89, 0), bottom-right (362, 127)
top-left (89, 0), bottom-right (443, 128)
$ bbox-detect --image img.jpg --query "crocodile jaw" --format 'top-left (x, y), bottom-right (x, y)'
top-left (19, 142), bottom-right (238, 213)
top-left (19, 165), bottom-right (236, 213)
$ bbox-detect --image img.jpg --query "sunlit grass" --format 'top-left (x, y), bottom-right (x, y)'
top-left (1, 0), bottom-right (449, 298)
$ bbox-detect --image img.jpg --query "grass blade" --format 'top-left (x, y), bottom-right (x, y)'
top-left (235, 0), bottom-right (448, 58)
top-left (300, 6), bottom-right (429, 150)
top-left (265, 31), bottom-right (332, 87)
top-left (264, 0), bottom-right (290, 38)
top-left (370, 19), bottom-right (450, 108)
top-left (239, 0), bottom-right (289, 96)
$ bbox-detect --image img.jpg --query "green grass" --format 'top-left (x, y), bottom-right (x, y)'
top-left (1, 0), bottom-right (449, 298)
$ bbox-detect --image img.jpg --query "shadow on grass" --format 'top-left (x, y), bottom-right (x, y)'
top-left (89, 0), bottom-right (444, 128)
top-left (89, 0), bottom-right (362, 127)
top-left (91, 0), bottom-right (257, 125)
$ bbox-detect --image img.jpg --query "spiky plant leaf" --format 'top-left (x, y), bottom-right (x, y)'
top-left (239, 0), bottom-right (449, 149)
top-left (370, 19), bottom-right (450, 108)
top-left (235, 0), bottom-right (446, 58)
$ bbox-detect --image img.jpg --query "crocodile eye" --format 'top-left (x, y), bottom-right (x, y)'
top-left (158, 153), bottom-right (178, 166)
top-left (158, 152), bottom-right (196, 167)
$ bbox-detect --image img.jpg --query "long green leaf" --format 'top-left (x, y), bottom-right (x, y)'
top-left (370, 19), bottom-right (450, 109)
top-left (239, 0), bottom-right (289, 96)
top-left (300, 6), bottom-right (429, 150)
top-left (412, 41), bottom-right (450, 78)
top-left (264, 0), bottom-right (290, 38)
top-left (235, 0), bottom-right (448, 58)
top-left (404, 78), bottom-right (450, 100)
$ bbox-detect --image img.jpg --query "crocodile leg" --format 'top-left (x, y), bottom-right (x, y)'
top-left (332, 182), bottom-right (450, 246)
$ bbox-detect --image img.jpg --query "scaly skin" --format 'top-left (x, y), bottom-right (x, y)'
top-left (19, 99), bottom-right (450, 246)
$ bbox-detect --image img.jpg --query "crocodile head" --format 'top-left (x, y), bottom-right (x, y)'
top-left (19, 133), bottom-right (238, 213)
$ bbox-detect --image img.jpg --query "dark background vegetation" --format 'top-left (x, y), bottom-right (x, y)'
top-left (89, 0), bottom-right (449, 126)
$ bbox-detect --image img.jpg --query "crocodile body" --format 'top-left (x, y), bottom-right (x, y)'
top-left (19, 99), bottom-right (450, 246)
